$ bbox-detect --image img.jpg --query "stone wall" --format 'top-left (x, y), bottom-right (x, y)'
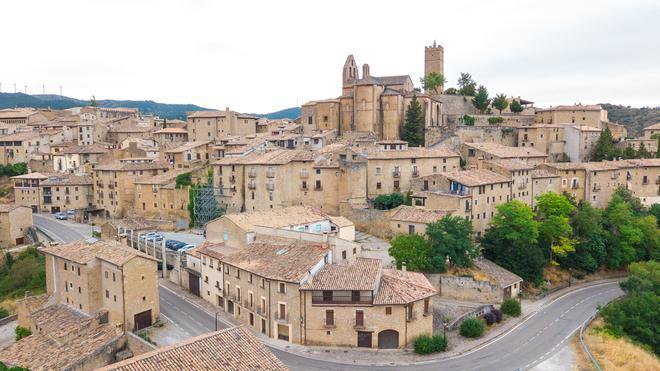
top-left (438, 275), bottom-right (504, 304)
top-left (67, 334), bottom-right (126, 371)
top-left (339, 202), bottom-right (392, 238)
top-left (125, 331), bottom-right (157, 356)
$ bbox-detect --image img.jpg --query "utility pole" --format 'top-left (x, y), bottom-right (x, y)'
top-left (42, 84), bottom-right (45, 94)
top-left (59, 86), bottom-right (62, 96)
top-left (24, 85), bottom-right (27, 94)
top-left (14, 83), bottom-right (16, 93)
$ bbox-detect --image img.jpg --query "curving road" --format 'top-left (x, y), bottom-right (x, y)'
top-left (34, 215), bottom-right (623, 371)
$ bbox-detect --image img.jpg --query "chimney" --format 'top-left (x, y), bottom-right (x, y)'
top-left (362, 64), bottom-right (370, 77)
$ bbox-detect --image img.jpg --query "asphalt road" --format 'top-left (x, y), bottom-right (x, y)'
top-left (33, 214), bottom-right (89, 243)
top-left (34, 216), bottom-right (623, 371)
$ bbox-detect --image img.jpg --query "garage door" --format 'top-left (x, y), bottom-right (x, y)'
top-left (188, 271), bottom-right (200, 296)
top-left (378, 330), bottom-right (399, 349)
top-left (134, 310), bottom-right (152, 331)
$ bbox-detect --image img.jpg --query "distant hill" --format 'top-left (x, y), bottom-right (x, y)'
top-left (600, 103), bottom-right (660, 137)
top-left (0, 92), bottom-right (300, 121)
top-left (249, 107), bottom-right (301, 120)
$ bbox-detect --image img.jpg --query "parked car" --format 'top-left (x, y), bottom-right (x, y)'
top-left (178, 244), bottom-right (196, 253)
top-left (145, 232), bottom-right (164, 242)
top-left (166, 240), bottom-right (187, 251)
top-left (66, 209), bottom-right (76, 216)
top-left (54, 212), bottom-right (67, 220)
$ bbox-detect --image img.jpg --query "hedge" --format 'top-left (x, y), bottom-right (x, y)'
top-left (459, 317), bottom-right (484, 338)
top-left (501, 299), bottom-right (521, 317)
top-left (414, 334), bottom-right (448, 354)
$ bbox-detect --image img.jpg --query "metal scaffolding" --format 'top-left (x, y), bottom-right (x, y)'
top-left (190, 183), bottom-right (223, 228)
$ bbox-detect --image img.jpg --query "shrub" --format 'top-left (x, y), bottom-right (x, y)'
top-left (373, 192), bottom-right (404, 210)
top-left (488, 116), bottom-right (504, 124)
top-left (501, 298), bottom-right (521, 317)
top-left (414, 334), bottom-right (448, 354)
top-left (0, 307), bottom-right (8, 319)
top-left (491, 308), bottom-right (503, 323)
top-left (462, 115), bottom-right (475, 126)
top-left (483, 312), bottom-right (496, 326)
top-left (15, 326), bottom-right (31, 341)
top-left (459, 317), bottom-right (484, 338)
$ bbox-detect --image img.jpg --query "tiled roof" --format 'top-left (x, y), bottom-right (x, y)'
top-left (328, 215), bottom-right (354, 227)
top-left (537, 104), bottom-right (602, 112)
top-left (94, 161), bottom-right (169, 172)
top-left (441, 169), bottom-right (511, 187)
top-left (154, 128), bottom-right (188, 134)
top-left (473, 258), bottom-right (522, 287)
top-left (187, 110), bottom-right (235, 118)
top-left (41, 239), bottom-right (157, 266)
top-left (485, 159), bottom-right (536, 171)
top-left (197, 241), bottom-right (240, 261)
top-left (60, 144), bottom-right (109, 154)
top-left (108, 124), bottom-right (152, 133)
top-left (0, 304), bottom-right (122, 371)
top-left (531, 169), bottom-right (559, 179)
top-left (542, 162), bottom-right (586, 171)
top-left (464, 142), bottom-right (548, 158)
top-left (0, 131), bottom-right (40, 141)
top-left (0, 110), bottom-right (41, 119)
top-left (390, 206), bottom-right (450, 224)
top-left (222, 238), bottom-right (328, 282)
top-left (165, 141), bottom-right (210, 153)
top-left (98, 326), bottom-right (287, 371)
top-left (364, 147), bottom-right (459, 160)
top-left (643, 123), bottom-right (660, 130)
top-left (10, 172), bottom-right (49, 180)
top-left (374, 269), bottom-right (436, 305)
top-left (301, 258), bottom-right (381, 291)
top-left (213, 149), bottom-right (315, 166)
top-left (41, 174), bottom-right (93, 186)
top-left (0, 204), bottom-right (30, 213)
top-left (221, 206), bottom-right (330, 232)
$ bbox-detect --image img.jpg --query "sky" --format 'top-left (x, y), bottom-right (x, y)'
top-left (1, 0), bottom-right (659, 113)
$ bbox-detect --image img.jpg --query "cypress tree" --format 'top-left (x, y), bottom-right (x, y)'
top-left (590, 127), bottom-right (619, 161)
top-left (402, 94), bottom-right (424, 147)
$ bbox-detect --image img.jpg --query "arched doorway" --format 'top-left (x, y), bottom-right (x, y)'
top-left (378, 329), bottom-right (399, 349)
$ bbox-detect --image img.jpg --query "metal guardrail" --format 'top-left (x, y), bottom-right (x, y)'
top-left (579, 312), bottom-right (602, 371)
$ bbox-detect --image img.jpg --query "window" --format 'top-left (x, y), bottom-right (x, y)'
top-left (323, 290), bottom-right (333, 302)
top-left (325, 310), bottom-right (334, 326)
top-left (385, 307), bottom-right (392, 315)
top-left (375, 167), bottom-right (381, 175)
top-left (355, 310), bottom-right (364, 327)
top-left (112, 272), bottom-right (115, 282)
top-left (342, 251), bottom-right (347, 260)
top-left (223, 232), bottom-right (228, 241)
top-left (105, 290), bottom-right (109, 298)
top-left (279, 282), bottom-right (286, 293)
top-left (376, 182), bottom-right (381, 190)
top-left (64, 263), bottom-right (68, 270)
top-left (105, 271), bottom-right (108, 279)
top-left (424, 298), bottom-right (430, 315)
top-left (351, 291), bottom-right (360, 302)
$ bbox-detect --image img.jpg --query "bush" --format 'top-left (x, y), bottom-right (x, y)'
top-left (501, 299), bottom-right (521, 317)
top-left (15, 326), bottom-right (31, 341)
top-left (373, 192), bottom-right (405, 210)
top-left (491, 309), bottom-right (503, 323)
top-left (175, 172), bottom-right (192, 189)
top-left (483, 312), bottom-right (496, 326)
top-left (488, 116), bottom-right (504, 124)
top-left (462, 115), bottom-right (475, 126)
top-left (414, 334), bottom-right (448, 354)
top-left (459, 317), bottom-right (484, 338)
top-left (0, 307), bottom-right (8, 319)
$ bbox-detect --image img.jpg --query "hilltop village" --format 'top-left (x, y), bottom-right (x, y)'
top-left (0, 42), bottom-right (657, 370)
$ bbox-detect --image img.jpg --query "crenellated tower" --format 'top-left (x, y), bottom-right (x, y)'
top-left (424, 41), bottom-right (444, 93)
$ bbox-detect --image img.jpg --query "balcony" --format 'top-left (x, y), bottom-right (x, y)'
top-left (314, 185), bottom-right (323, 191)
top-left (256, 305), bottom-right (266, 316)
top-left (323, 321), bottom-right (336, 329)
top-left (229, 176), bottom-right (236, 184)
top-left (247, 180), bottom-right (257, 189)
top-left (412, 169), bottom-right (419, 178)
top-left (392, 170), bottom-right (401, 178)
top-left (274, 312), bottom-right (289, 323)
top-left (571, 183), bottom-right (579, 189)
top-left (300, 184), bottom-right (308, 191)
top-left (517, 182), bottom-right (527, 190)
top-left (611, 173), bottom-right (619, 180)
top-left (108, 183), bottom-right (115, 190)
top-left (465, 205), bottom-right (472, 212)
top-left (266, 183), bottom-right (275, 191)
top-left (593, 184), bottom-right (601, 192)
top-left (248, 169), bottom-right (257, 178)
top-left (300, 170), bottom-right (309, 178)
top-left (243, 299), bottom-right (253, 309)
top-left (656, 178), bottom-right (660, 185)
top-left (266, 169), bottom-right (275, 178)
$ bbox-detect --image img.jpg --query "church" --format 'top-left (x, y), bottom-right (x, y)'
top-left (301, 42), bottom-right (449, 142)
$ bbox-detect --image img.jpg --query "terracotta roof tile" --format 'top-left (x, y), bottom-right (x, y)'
top-left (389, 206), bottom-right (450, 224)
top-left (464, 142), bottom-right (547, 159)
top-left (40, 238), bottom-right (157, 266)
top-left (374, 269), bottom-right (436, 305)
top-left (301, 258), bottom-right (381, 291)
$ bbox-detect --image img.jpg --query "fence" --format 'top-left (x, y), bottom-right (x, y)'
top-left (579, 312), bottom-right (602, 371)
top-left (446, 304), bottom-right (494, 331)
top-left (534, 272), bottom-right (628, 300)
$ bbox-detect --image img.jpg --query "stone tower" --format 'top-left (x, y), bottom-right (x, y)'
top-left (342, 55), bottom-right (359, 88)
top-left (424, 41), bottom-right (444, 93)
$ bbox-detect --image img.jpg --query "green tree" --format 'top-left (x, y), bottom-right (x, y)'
top-left (459, 318), bottom-right (484, 338)
top-left (90, 95), bottom-right (97, 107)
top-left (444, 87), bottom-right (458, 95)
top-left (15, 326), bottom-right (31, 341)
top-left (462, 115), bottom-right (475, 126)
top-left (501, 298), bottom-right (521, 317)
top-left (636, 141), bottom-right (652, 158)
top-left (566, 201), bottom-right (608, 272)
top-left (426, 216), bottom-right (476, 270)
top-left (388, 234), bottom-right (435, 272)
top-left (402, 94), bottom-right (424, 147)
top-left (620, 260), bottom-right (660, 295)
top-left (634, 215), bottom-right (660, 261)
top-left (420, 72), bottom-right (446, 94)
top-left (535, 192), bottom-right (575, 219)
top-left (601, 291), bottom-right (659, 355)
top-left (175, 172), bottom-right (192, 189)
top-left (622, 145), bottom-right (637, 159)
top-left (373, 192), bottom-right (404, 210)
top-left (509, 99), bottom-right (524, 113)
top-left (613, 185), bottom-right (645, 215)
top-left (590, 127), bottom-right (619, 161)
top-left (471, 85), bottom-right (490, 113)
top-left (481, 201), bottom-right (545, 284)
top-left (457, 73), bottom-right (477, 96)
top-left (604, 195), bottom-right (642, 267)
top-left (492, 94), bottom-right (509, 114)
top-left (649, 204), bottom-right (660, 226)
top-left (4, 253), bottom-right (13, 270)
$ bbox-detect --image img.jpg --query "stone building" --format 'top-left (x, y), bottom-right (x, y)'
top-left (0, 204), bottom-right (32, 247)
top-left (11, 172), bottom-right (49, 212)
top-left (153, 127), bottom-right (189, 145)
top-left (93, 159), bottom-right (170, 218)
top-left (535, 104), bottom-right (608, 128)
top-left (0, 109), bottom-right (50, 134)
top-left (40, 173), bottom-right (93, 213)
top-left (301, 43), bottom-right (448, 141)
top-left (461, 142), bottom-right (548, 168)
top-left (133, 170), bottom-right (190, 222)
top-left (300, 258), bottom-right (435, 349)
top-left (0, 130), bottom-right (65, 165)
top-left (388, 205), bottom-right (450, 235)
top-left (41, 238), bottom-right (160, 331)
top-left (439, 258), bottom-right (523, 303)
top-left (164, 141), bottom-right (211, 169)
top-left (187, 109), bottom-right (258, 142)
top-left (53, 144), bottom-right (109, 173)
top-left (483, 159), bottom-right (535, 206)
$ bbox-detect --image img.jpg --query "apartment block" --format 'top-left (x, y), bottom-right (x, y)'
top-left (153, 127), bottom-right (189, 145)
top-left (187, 109), bottom-right (258, 141)
top-left (134, 170), bottom-right (190, 221)
top-left (461, 142), bottom-right (547, 168)
top-left (483, 159), bottom-right (535, 206)
top-left (164, 141), bottom-right (211, 168)
top-left (0, 130), bottom-right (65, 165)
top-left (41, 238), bottom-right (160, 331)
top-left (40, 173), bottom-right (93, 213)
top-left (53, 144), bottom-right (109, 173)
top-left (535, 104), bottom-right (607, 128)
top-left (11, 172), bottom-right (49, 212)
